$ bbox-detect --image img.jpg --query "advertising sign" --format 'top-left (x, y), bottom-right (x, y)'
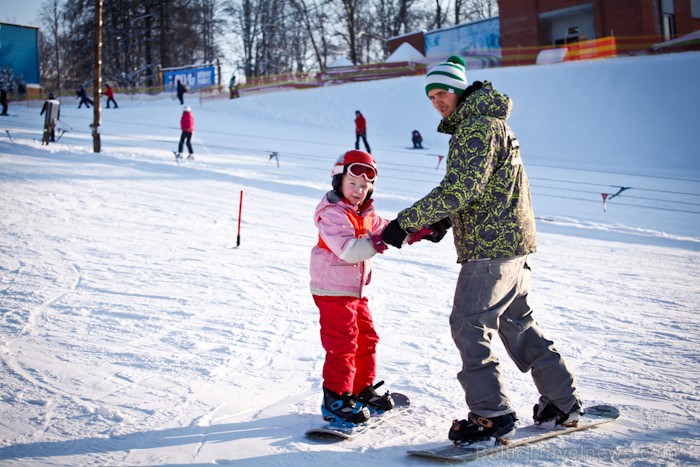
top-left (163, 65), bottom-right (216, 91)
top-left (424, 17), bottom-right (501, 68)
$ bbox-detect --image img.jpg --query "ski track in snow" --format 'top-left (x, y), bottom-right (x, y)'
top-left (2, 53), bottom-right (700, 465)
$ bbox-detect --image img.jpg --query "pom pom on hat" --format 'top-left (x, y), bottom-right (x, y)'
top-left (424, 55), bottom-right (468, 96)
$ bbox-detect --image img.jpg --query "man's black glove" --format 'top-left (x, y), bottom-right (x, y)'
top-left (381, 219), bottom-right (407, 249)
top-left (424, 218), bottom-right (451, 243)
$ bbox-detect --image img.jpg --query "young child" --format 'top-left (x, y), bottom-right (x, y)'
top-left (310, 150), bottom-right (431, 426)
top-left (309, 150), bottom-right (395, 426)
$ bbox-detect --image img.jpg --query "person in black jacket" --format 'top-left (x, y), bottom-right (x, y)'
top-left (0, 89), bottom-right (8, 116)
top-left (176, 80), bottom-right (187, 105)
top-left (40, 92), bottom-right (60, 143)
top-left (76, 85), bottom-right (93, 109)
top-left (411, 130), bottom-right (423, 149)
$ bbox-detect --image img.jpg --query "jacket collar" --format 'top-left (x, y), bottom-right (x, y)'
top-left (437, 81), bottom-right (512, 135)
top-left (325, 190), bottom-right (374, 214)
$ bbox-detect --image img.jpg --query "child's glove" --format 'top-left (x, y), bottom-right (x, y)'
top-left (407, 227), bottom-right (435, 245)
top-left (371, 234), bottom-right (388, 254)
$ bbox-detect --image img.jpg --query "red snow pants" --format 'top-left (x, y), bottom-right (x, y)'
top-left (313, 295), bottom-right (379, 395)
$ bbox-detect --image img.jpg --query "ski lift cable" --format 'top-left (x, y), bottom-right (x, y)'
top-left (70, 109), bottom-right (699, 186)
top-left (43, 118), bottom-right (700, 208)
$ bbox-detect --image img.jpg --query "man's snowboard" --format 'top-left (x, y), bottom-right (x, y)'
top-left (305, 392), bottom-right (410, 441)
top-left (408, 404), bottom-right (619, 462)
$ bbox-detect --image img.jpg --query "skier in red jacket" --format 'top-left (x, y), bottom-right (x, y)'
top-left (354, 110), bottom-right (371, 153)
top-left (105, 84), bottom-right (118, 109)
top-left (177, 107), bottom-right (195, 160)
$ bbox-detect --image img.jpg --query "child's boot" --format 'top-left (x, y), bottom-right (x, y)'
top-left (322, 387), bottom-right (370, 425)
top-left (357, 381), bottom-right (395, 414)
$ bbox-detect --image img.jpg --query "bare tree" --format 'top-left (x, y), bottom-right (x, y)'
top-left (454, 0), bottom-right (464, 24)
top-left (369, 0), bottom-right (426, 59)
top-left (224, 0), bottom-right (261, 78)
top-left (202, 0), bottom-right (215, 63)
top-left (457, 0), bottom-right (499, 24)
top-left (336, 0), bottom-right (368, 65)
top-left (431, 0), bottom-right (447, 29)
top-left (289, 0), bottom-right (333, 72)
top-left (39, 0), bottom-right (65, 93)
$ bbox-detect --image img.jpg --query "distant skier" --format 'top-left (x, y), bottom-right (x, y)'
top-left (40, 92), bottom-right (60, 144)
top-left (411, 130), bottom-right (423, 149)
top-left (105, 84), bottom-right (118, 108)
top-left (176, 79), bottom-right (187, 105)
top-left (176, 106), bottom-right (195, 160)
top-left (229, 75), bottom-right (239, 99)
top-left (1, 89), bottom-right (8, 116)
top-left (354, 110), bottom-right (371, 154)
top-left (76, 85), bottom-right (93, 109)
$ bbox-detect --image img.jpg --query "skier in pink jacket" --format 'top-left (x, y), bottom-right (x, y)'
top-left (176, 106), bottom-right (194, 160)
top-left (310, 150), bottom-right (433, 426)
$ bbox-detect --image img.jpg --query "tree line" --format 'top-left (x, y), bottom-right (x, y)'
top-left (38, 0), bottom-right (497, 93)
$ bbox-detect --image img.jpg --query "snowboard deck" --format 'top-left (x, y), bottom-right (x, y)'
top-left (408, 404), bottom-right (619, 462)
top-left (306, 392), bottom-right (410, 441)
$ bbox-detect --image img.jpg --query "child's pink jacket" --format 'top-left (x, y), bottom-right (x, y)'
top-left (310, 191), bottom-right (388, 298)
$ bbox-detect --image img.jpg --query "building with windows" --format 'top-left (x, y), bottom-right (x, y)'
top-left (498, 0), bottom-right (700, 65)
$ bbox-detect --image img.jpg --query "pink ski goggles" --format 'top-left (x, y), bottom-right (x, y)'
top-left (346, 162), bottom-right (377, 182)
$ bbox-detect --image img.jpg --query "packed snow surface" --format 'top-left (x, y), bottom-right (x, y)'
top-left (1, 52), bottom-right (699, 465)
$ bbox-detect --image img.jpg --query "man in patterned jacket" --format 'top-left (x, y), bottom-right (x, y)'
top-left (381, 55), bottom-right (582, 445)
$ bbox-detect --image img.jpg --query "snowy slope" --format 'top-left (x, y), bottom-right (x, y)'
top-left (1, 52), bottom-right (699, 466)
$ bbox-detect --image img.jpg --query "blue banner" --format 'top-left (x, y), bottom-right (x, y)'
top-left (163, 65), bottom-right (216, 91)
top-left (0, 23), bottom-right (40, 85)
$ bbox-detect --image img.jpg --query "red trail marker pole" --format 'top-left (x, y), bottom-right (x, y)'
top-left (236, 190), bottom-right (244, 247)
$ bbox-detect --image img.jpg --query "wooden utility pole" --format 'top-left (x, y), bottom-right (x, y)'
top-left (92, 0), bottom-right (103, 152)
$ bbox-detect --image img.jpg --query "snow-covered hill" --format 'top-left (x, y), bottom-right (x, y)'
top-left (1, 51), bottom-right (699, 465)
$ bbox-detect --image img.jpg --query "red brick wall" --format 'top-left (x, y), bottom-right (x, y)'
top-left (498, 0), bottom-right (667, 47)
top-left (674, 0), bottom-right (700, 34)
top-left (498, 1), bottom-right (540, 49)
top-left (497, 0), bottom-right (700, 64)
top-left (595, 0), bottom-right (656, 36)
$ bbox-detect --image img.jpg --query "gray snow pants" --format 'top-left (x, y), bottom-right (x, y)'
top-left (450, 255), bottom-right (580, 418)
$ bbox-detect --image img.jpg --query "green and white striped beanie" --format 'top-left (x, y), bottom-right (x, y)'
top-left (424, 55), bottom-right (468, 96)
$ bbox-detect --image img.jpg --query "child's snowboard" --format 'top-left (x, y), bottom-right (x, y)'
top-left (305, 392), bottom-right (410, 441)
top-left (408, 404), bottom-right (619, 462)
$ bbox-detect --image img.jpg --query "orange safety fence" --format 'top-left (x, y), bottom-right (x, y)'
top-left (565, 36), bottom-right (617, 61)
top-left (501, 35), bottom-right (668, 67)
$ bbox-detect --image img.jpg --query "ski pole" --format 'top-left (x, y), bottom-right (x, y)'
top-left (5, 129), bottom-right (12, 142)
top-left (57, 118), bottom-right (73, 131)
top-left (55, 129), bottom-right (67, 143)
top-left (236, 190), bottom-right (244, 247)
